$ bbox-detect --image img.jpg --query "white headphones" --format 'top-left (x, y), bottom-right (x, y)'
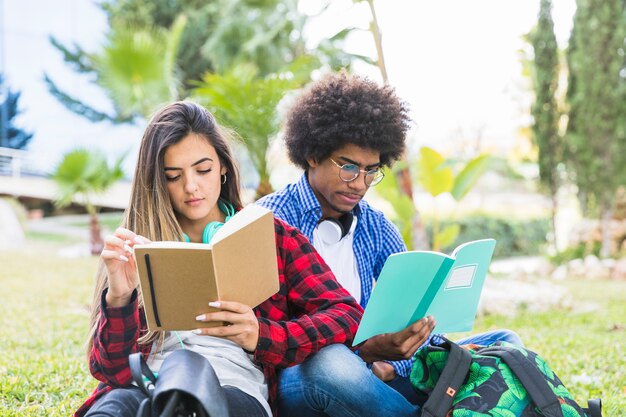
top-left (317, 213), bottom-right (356, 245)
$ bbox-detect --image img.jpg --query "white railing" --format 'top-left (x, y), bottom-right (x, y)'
top-left (0, 146), bottom-right (28, 177)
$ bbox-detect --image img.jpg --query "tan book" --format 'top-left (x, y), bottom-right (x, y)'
top-left (133, 204), bottom-right (279, 332)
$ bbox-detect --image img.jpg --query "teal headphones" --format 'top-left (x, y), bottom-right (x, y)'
top-left (182, 199), bottom-right (235, 244)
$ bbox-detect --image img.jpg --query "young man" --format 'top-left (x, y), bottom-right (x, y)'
top-left (257, 72), bottom-right (522, 416)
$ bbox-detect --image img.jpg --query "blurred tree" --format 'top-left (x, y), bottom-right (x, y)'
top-left (100, 0), bottom-right (216, 89)
top-left (45, 0), bottom-right (366, 124)
top-left (566, 0), bottom-right (626, 257)
top-left (0, 75), bottom-right (33, 150)
top-left (356, 0), bottom-right (429, 250)
top-left (372, 162), bottom-right (415, 248)
top-left (529, 0), bottom-right (561, 251)
top-left (377, 148), bottom-right (491, 251)
top-left (45, 16), bottom-right (186, 123)
top-left (44, 0), bottom-right (372, 194)
top-left (414, 147), bottom-right (491, 251)
top-left (194, 58), bottom-right (316, 198)
top-left (53, 149), bottom-right (125, 255)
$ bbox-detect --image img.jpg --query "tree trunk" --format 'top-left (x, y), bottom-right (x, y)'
top-left (90, 213), bottom-right (104, 256)
top-left (366, 0), bottom-right (388, 83)
top-left (550, 190), bottom-right (558, 253)
top-left (600, 204), bottom-right (613, 258)
top-left (255, 177), bottom-right (274, 200)
top-left (366, 0), bottom-right (430, 250)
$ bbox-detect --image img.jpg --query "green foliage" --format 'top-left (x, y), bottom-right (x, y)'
top-left (549, 241), bottom-right (602, 265)
top-left (429, 215), bottom-right (550, 258)
top-left (48, 0), bottom-right (369, 124)
top-left (450, 154), bottom-right (492, 201)
top-left (0, 74), bottom-right (33, 150)
top-left (53, 149), bottom-right (125, 215)
top-left (92, 15), bottom-right (186, 120)
top-left (45, 15), bottom-right (186, 123)
top-left (100, 0), bottom-right (211, 85)
top-left (415, 147), bottom-right (492, 251)
top-left (565, 0), bottom-right (626, 215)
top-left (373, 165), bottom-right (415, 246)
top-left (529, 0), bottom-right (561, 197)
top-left (416, 147), bottom-right (454, 197)
top-left (193, 60), bottom-right (314, 197)
top-left (201, 0), bottom-right (306, 76)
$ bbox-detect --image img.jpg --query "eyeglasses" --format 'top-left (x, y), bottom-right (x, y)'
top-left (329, 158), bottom-right (385, 187)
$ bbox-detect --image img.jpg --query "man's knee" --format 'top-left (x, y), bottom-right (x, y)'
top-left (497, 329), bottom-right (523, 346)
top-left (280, 344), bottom-right (368, 390)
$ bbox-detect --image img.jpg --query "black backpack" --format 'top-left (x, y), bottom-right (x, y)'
top-left (411, 338), bottom-right (602, 417)
top-left (130, 349), bottom-right (230, 417)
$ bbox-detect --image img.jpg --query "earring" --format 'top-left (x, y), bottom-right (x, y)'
top-left (221, 173), bottom-right (227, 184)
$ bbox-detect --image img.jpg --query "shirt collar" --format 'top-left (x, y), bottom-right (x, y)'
top-left (295, 172), bottom-right (322, 216)
top-left (295, 171), bottom-right (362, 219)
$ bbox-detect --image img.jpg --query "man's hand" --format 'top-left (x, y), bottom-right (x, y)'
top-left (371, 361), bottom-right (396, 382)
top-left (358, 316), bottom-right (436, 363)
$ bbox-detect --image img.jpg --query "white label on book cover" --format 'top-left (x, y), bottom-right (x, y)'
top-left (445, 264), bottom-right (477, 289)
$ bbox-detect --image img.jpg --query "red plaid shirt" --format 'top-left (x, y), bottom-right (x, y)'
top-left (75, 218), bottom-right (363, 417)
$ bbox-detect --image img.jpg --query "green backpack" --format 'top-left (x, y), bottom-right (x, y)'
top-left (410, 338), bottom-right (602, 417)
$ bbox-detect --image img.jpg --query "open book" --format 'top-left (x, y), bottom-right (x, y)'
top-left (353, 239), bottom-right (496, 346)
top-left (133, 204), bottom-right (280, 332)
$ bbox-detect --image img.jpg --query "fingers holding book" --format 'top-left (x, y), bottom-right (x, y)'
top-left (402, 315), bottom-right (437, 357)
top-left (101, 227), bottom-right (151, 307)
top-left (193, 300), bottom-right (260, 352)
top-left (102, 228), bottom-right (151, 262)
top-left (358, 316), bottom-right (436, 363)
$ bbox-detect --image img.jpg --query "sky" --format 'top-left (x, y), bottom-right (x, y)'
top-left (1, 0), bottom-right (576, 179)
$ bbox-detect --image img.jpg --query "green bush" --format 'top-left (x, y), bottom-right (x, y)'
top-left (427, 215), bottom-right (550, 258)
top-left (549, 241), bottom-right (602, 265)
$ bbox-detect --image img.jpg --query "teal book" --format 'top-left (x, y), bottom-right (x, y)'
top-left (353, 239), bottom-right (496, 346)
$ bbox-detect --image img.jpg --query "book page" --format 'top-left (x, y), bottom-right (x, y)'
top-left (353, 251), bottom-right (451, 345)
top-left (210, 204), bottom-right (272, 246)
top-left (134, 241), bottom-right (208, 250)
top-left (426, 239), bottom-right (496, 333)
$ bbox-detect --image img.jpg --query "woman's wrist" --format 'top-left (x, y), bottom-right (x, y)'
top-left (105, 290), bottom-right (133, 308)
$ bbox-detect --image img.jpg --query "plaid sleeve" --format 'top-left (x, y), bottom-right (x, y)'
top-left (88, 289), bottom-right (145, 388)
top-left (254, 220), bottom-right (364, 369)
top-left (388, 359), bottom-right (412, 378)
top-left (375, 215), bottom-right (407, 279)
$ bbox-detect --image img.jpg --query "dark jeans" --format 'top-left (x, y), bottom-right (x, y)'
top-left (85, 385), bottom-right (268, 417)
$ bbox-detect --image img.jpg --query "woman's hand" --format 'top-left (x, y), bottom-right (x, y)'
top-left (101, 227), bottom-right (151, 307)
top-left (193, 300), bottom-right (259, 352)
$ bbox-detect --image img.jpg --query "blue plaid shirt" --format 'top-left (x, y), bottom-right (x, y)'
top-left (256, 173), bottom-right (412, 377)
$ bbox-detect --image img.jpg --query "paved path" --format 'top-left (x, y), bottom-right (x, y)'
top-left (0, 176), bottom-right (131, 210)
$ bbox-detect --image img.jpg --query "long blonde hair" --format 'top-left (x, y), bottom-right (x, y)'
top-left (87, 101), bottom-right (243, 353)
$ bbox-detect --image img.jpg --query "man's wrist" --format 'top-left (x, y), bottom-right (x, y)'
top-left (357, 339), bottom-right (383, 363)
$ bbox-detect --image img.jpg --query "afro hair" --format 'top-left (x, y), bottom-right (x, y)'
top-left (284, 71), bottom-right (411, 170)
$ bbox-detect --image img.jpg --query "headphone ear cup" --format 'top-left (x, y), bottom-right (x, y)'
top-left (337, 213), bottom-right (354, 237)
top-left (202, 221), bottom-right (224, 244)
top-left (317, 219), bottom-right (344, 245)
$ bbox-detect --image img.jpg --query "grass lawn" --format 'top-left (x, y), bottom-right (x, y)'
top-left (1, 240), bottom-right (625, 416)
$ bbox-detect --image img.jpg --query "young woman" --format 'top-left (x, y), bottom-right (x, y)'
top-left (75, 101), bottom-right (363, 417)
